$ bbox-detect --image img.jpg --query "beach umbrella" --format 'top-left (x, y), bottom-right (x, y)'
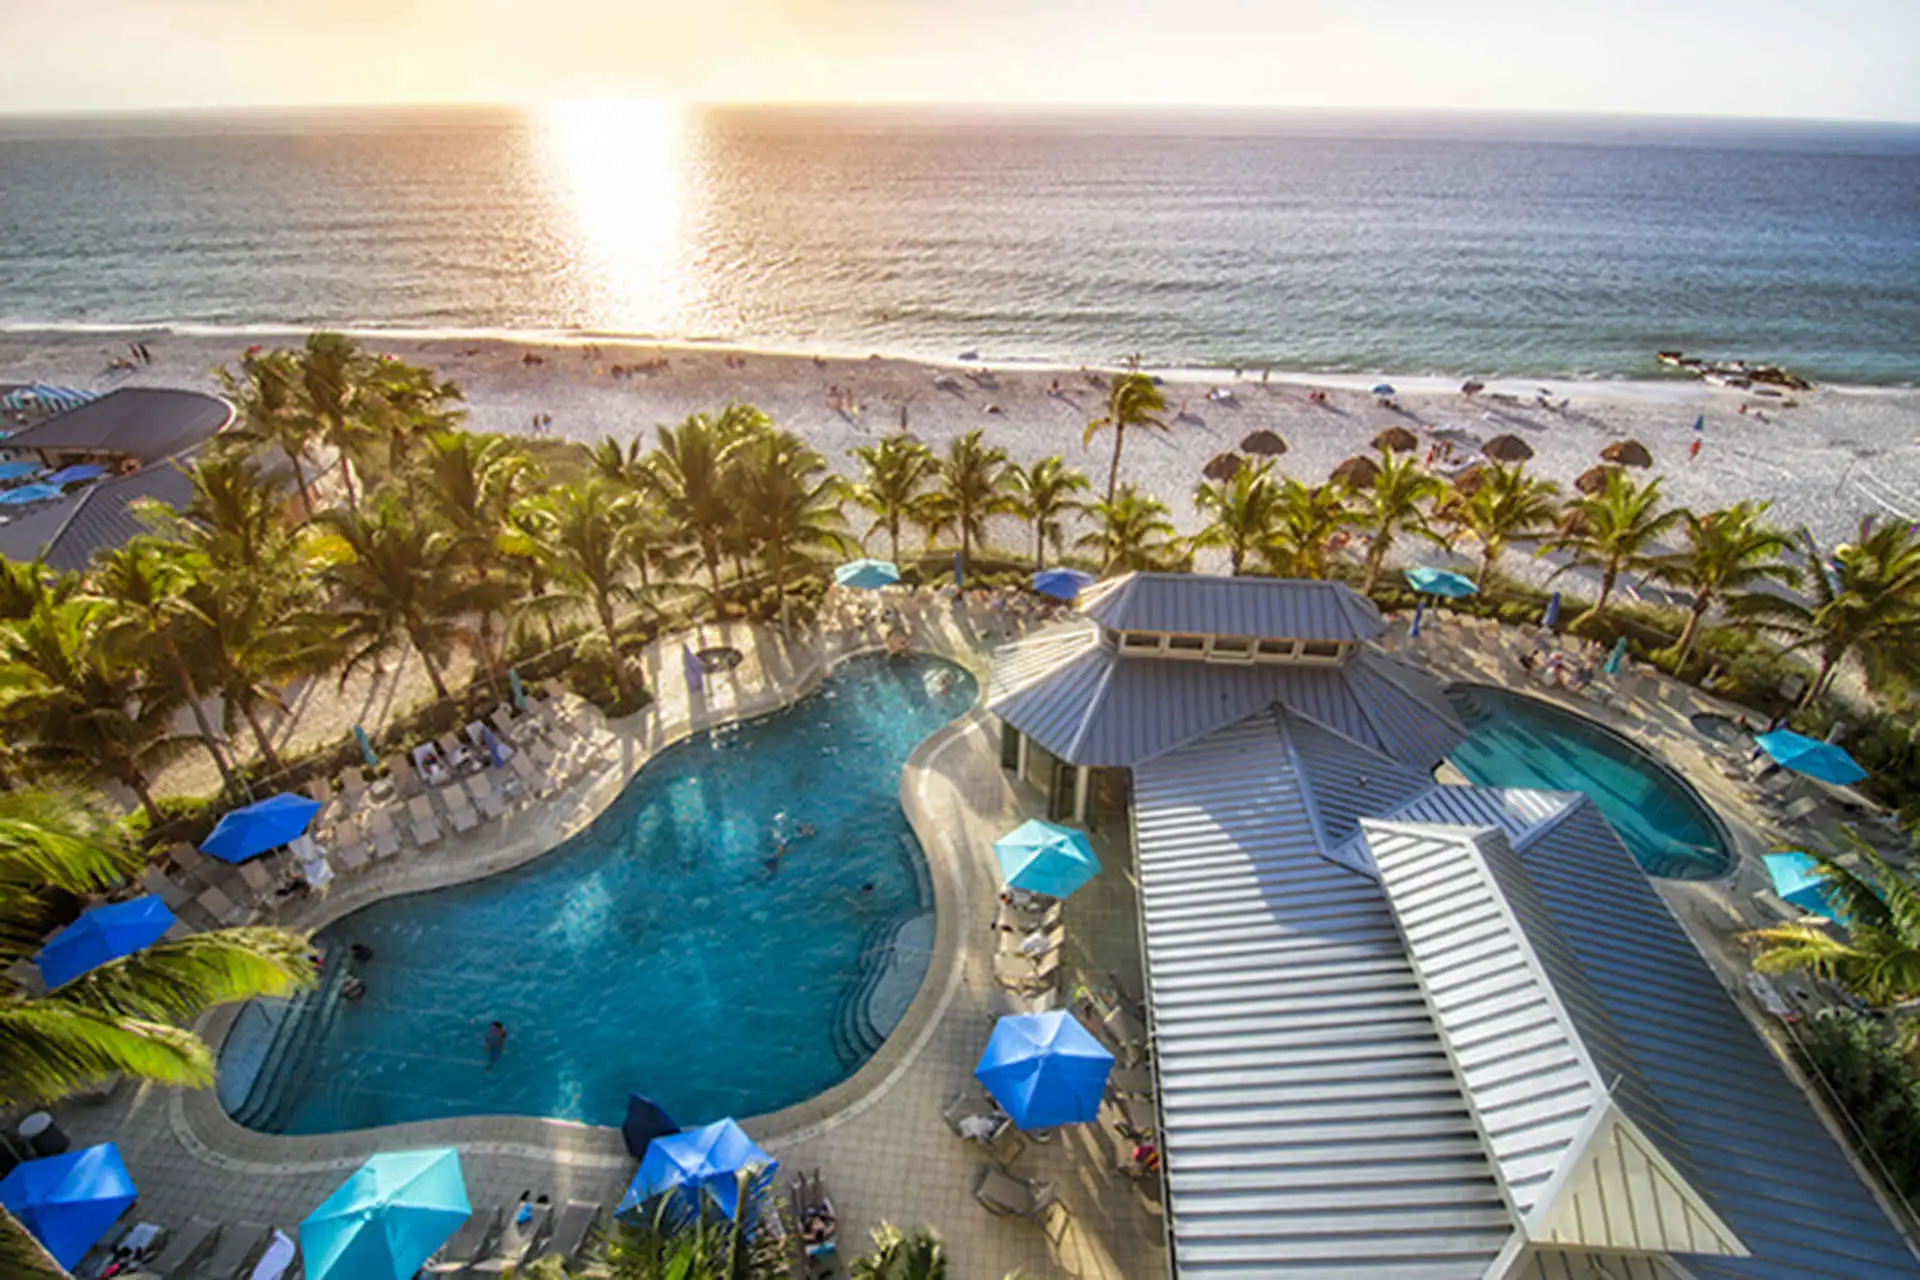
top-left (1482, 434), bottom-right (1535, 463)
top-left (994, 819), bottom-right (1102, 899)
top-left (834, 558), bottom-right (901, 590)
top-left (508, 668), bottom-right (527, 712)
top-left (1372, 426), bottom-right (1419, 454)
top-left (1202, 452), bottom-right (1242, 482)
top-left (1763, 853), bottom-right (1843, 923)
top-left (0, 483), bottom-right (63, 506)
top-left (0, 1144), bottom-right (137, 1269)
top-left (1692, 413), bottom-right (1705, 433)
top-left (1404, 566), bottom-right (1478, 599)
top-left (201, 792), bottom-right (322, 864)
top-left (974, 1011), bottom-right (1114, 1130)
top-left (1754, 730), bottom-right (1868, 786)
top-left (1542, 591), bottom-right (1561, 630)
top-left (1451, 465), bottom-right (1486, 497)
top-left (1461, 379), bottom-right (1485, 395)
top-left (353, 724), bottom-right (377, 769)
top-left (300, 1148), bottom-right (471, 1280)
top-left (1329, 454), bottom-right (1381, 490)
top-left (681, 645), bottom-right (703, 694)
top-left (620, 1119), bottom-right (776, 1223)
top-left (621, 1094), bottom-right (681, 1160)
top-left (1600, 439), bottom-right (1654, 468)
top-left (1409, 597), bottom-right (1424, 637)
top-left (0, 385), bottom-right (97, 414)
top-left (1370, 383), bottom-right (1395, 398)
top-left (35, 895), bottom-right (175, 990)
top-left (1574, 465), bottom-right (1618, 496)
top-left (1604, 635), bottom-right (1629, 675)
top-left (1239, 429), bottom-right (1287, 457)
top-left (0, 461), bottom-right (40, 481)
top-left (1031, 568), bottom-right (1095, 601)
top-left (43, 463), bottom-right (105, 486)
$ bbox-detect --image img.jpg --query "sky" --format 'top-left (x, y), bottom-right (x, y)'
top-left (2, 0), bottom-right (1917, 122)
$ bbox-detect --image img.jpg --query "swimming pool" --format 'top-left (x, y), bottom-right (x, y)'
top-left (217, 653), bottom-right (976, 1135)
top-left (1444, 684), bottom-right (1734, 880)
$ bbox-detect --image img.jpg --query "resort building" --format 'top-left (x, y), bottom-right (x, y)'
top-left (989, 572), bottom-right (1920, 1279)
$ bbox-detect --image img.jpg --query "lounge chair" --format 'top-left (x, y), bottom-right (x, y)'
top-left (511, 752), bottom-right (555, 798)
top-left (1779, 796), bottom-right (1823, 825)
top-left (790, 1170), bottom-right (838, 1274)
top-left (468, 719), bottom-right (514, 763)
top-left (988, 985), bottom-right (1061, 1020)
top-left (424, 1206), bottom-right (501, 1274)
top-left (248, 1227), bottom-right (298, 1280)
top-left (531, 1201), bottom-right (600, 1267)
top-left (490, 705), bottom-right (520, 740)
top-left (413, 743), bottom-right (454, 788)
top-left (1107, 1063), bottom-right (1154, 1098)
top-left (339, 769), bottom-right (368, 808)
top-left (407, 796), bottom-right (445, 848)
top-left (469, 1199), bottom-right (552, 1275)
top-left (140, 866), bottom-right (198, 913)
top-left (367, 810), bottom-right (403, 859)
top-left (972, 1167), bottom-right (1058, 1222)
top-left (994, 899), bottom-right (1064, 934)
top-left (194, 1220), bottom-right (269, 1278)
top-left (445, 795), bottom-right (480, 835)
top-left (993, 950), bottom-right (1060, 992)
top-left (332, 833), bottom-right (370, 872)
top-left (385, 752), bottom-right (424, 800)
top-left (148, 1215), bottom-right (220, 1277)
top-left (466, 775), bottom-right (507, 821)
top-left (304, 778), bottom-right (339, 821)
top-left (437, 731), bottom-right (478, 773)
top-left (195, 884), bottom-right (254, 928)
top-left (999, 925), bottom-right (1064, 962)
top-left (236, 856), bottom-right (280, 901)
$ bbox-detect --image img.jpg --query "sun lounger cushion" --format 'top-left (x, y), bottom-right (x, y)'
top-left (149, 1214), bottom-right (220, 1276)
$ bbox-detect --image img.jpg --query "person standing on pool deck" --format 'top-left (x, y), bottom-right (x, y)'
top-left (485, 1021), bottom-right (507, 1070)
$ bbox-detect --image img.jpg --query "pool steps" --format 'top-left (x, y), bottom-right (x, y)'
top-left (223, 954), bottom-right (355, 1133)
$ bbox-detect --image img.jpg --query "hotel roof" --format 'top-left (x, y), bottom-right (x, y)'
top-left (1079, 571), bottom-right (1386, 641)
top-left (1, 387), bottom-right (230, 464)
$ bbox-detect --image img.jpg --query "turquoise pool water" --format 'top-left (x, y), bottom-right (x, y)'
top-left (1445, 684), bottom-right (1734, 880)
top-left (218, 653), bottom-right (976, 1134)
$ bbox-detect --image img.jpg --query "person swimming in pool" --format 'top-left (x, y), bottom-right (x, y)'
top-left (484, 1021), bottom-right (507, 1070)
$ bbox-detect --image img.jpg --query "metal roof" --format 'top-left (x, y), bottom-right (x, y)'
top-left (1079, 571), bottom-right (1385, 641)
top-left (0, 460), bottom-right (197, 572)
top-left (1, 387), bottom-right (230, 463)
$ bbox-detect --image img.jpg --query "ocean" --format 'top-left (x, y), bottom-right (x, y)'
top-left (1, 104), bottom-right (1917, 384)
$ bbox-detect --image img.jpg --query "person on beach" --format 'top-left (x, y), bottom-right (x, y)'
top-left (1689, 438), bottom-right (1702, 463)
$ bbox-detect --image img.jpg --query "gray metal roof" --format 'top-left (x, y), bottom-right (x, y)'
top-left (1079, 571), bottom-right (1384, 641)
top-left (988, 624), bottom-right (1465, 770)
top-left (1, 387), bottom-right (230, 464)
top-left (0, 459), bottom-right (196, 572)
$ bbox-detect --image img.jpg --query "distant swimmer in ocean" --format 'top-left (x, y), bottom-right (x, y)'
top-left (485, 1021), bottom-right (507, 1070)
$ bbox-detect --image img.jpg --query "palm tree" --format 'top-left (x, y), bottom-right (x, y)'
top-left (738, 432), bottom-right (849, 623)
top-left (848, 433), bottom-right (933, 564)
top-left (589, 436), bottom-right (652, 491)
top-left (923, 430), bottom-right (1013, 572)
top-left (1747, 830), bottom-right (1920, 1021)
top-left (1540, 470), bottom-right (1684, 626)
top-left (1652, 501), bottom-right (1800, 668)
top-left (146, 451), bottom-right (297, 582)
top-left (1077, 485), bottom-right (1177, 573)
top-left (526, 480), bottom-right (650, 700)
top-left (418, 431), bottom-right (535, 685)
top-left (0, 559), bottom-right (77, 623)
top-left (650, 410), bottom-right (747, 600)
top-left (850, 1222), bottom-right (948, 1280)
top-left (181, 579), bottom-right (338, 775)
top-left (1447, 463), bottom-right (1562, 588)
top-left (1192, 462), bottom-right (1283, 575)
top-left (1007, 456), bottom-right (1090, 571)
top-left (1770, 521), bottom-right (1920, 709)
top-left (362, 357), bottom-right (468, 497)
top-left (1084, 372), bottom-right (1168, 506)
top-left (293, 331), bottom-right (385, 511)
top-left (1260, 478), bottom-right (1352, 580)
top-left (592, 1170), bottom-right (787, 1279)
top-left (1350, 449), bottom-right (1445, 591)
top-left (318, 498), bottom-right (473, 703)
top-left (216, 348), bottom-right (318, 517)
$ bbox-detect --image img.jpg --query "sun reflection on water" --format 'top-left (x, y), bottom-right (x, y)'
top-left (539, 98), bottom-right (688, 333)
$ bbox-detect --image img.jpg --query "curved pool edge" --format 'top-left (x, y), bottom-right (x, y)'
top-left (178, 631), bottom-right (989, 1171)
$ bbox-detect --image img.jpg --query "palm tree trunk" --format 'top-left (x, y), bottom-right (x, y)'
top-left (888, 520), bottom-right (901, 565)
top-left (1801, 651), bottom-right (1841, 710)
top-left (333, 425), bottom-right (360, 513)
top-left (124, 765), bottom-right (161, 828)
top-left (1363, 538), bottom-right (1388, 592)
top-left (159, 627), bottom-right (239, 798)
top-left (411, 633), bottom-right (452, 702)
top-left (290, 454), bottom-right (315, 520)
top-left (598, 598), bottom-right (630, 697)
top-left (239, 698), bottom-right (284, 773)
top-left (1674, 597), bottom-right (1711, 669)
top-left (1477, 544), bottom-right (1497, 587)
top-left (1106, 428), bottom-right (1126, 507)
top-left (1034, 522), bottom-right (1045, 572)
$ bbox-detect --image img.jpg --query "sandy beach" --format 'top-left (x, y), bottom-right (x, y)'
top-left (5, 327), bottom-right (1919, 556)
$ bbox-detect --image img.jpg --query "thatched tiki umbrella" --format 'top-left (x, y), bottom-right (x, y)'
top-left (1600, 439), bottom-right (1654, 468)
top-left (1482, 434), bottom-right (1535, 463)
top-left (1203, 452), bottom-right (1244, 482)
top-left (1575, 464), bottom-right (1620, 495)
top-left (1240, 429), bottom-right (1288, 457)
top-left (1372, 426), bottom-right (1419, 454)
top-left (1451, 465), bottom-right (1486, 497)
top-left (1330, 454), bottom-right (1381, 489)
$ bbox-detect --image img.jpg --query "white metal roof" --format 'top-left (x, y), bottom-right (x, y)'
top-left (1079, 571), bottom-right (1385, 641)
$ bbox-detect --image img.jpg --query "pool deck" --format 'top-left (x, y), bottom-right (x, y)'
top-left (60, 594), bottom-right (1163, 1279)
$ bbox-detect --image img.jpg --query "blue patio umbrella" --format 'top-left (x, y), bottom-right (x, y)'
top-left (834, 558), bottom-right (900, 590)
top-left (1, 385), bottom-right (98, 414)
top-left (994, 819), bottom-right (1101, 899)
top-left (36, 895), bottom-right (175, 989)
top-left (0, 1143), bottom-right (137, 1270)
top-left (1409, 597), bottom-right (1424, 637)
top-left (1404, 566), bottom-right (1478, 599)
top-left (0, 483), bottom-right (63, 505)
top-left (1031, 568), bottom-right (1095, 601)
top-left (353, 724), bottom-right (377, 769)
top-left (0, 461), bottom-right (40, 481)
top-left (201, 792), bottom-right (322, 863)
top-left (954, 550), bottom-right (964, 588)
top-left (300, 1148), bottom-right (470, 1280)
top-left (974, 1011), bottom-right (1114, 1130)
top-left (44, 463), bottom-right (105, 486)
top-left (619, 1119), bottom-right (776, 1223)
top-left (682, 644), bottom-right (703, 694)
top-left (1754, 730), bottom-right (1869, 786)
top-left (1542, 591), bottom-right (1562, 631)
top-left (1371, 383), bottom-right (1396, 397)
top-left (1763, 852), bottom-right (1843, 923)
top-left (1604, 635), bottom-right (1629, 675)
top-left (621, 1094), bottom-right (681, 1159)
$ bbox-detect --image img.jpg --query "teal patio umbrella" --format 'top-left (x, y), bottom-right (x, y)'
top-left (834, 558), bottom-right (900, 590)
top-left (1754, 730), bottom-right (1868, 786)
top-left (301, 1148), bottom-right (471, 1280)
top-left (994, 819), bottom-right (1101, 899)
top-left (1604, 636), bottom-right (1629, 675)
top-left (1404, 566), bottom-right (1478, 599)
top-left (1763, 852), bottom-right (1842, 923)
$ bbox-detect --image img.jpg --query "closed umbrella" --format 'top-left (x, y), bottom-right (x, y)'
top-left (300, 1148), bottom-right (471, 1280)
top-left (994, 819), bottom-right (1102, 899)
top-left (1329, 454), bottom-right (1381, 489)
top-left (834, 559), bottom-right (901, 590)
top-left (353, 724), bottom-right (378, 770)
top-left (0, 1144), bottom-right (137, 1270)
top-left (1600, 439), bottom-right (1654, 468)
top-left (1604, 636), bottom-right (1629, 675)
top-left (682, 644), bottom-right (703, 694)
top-left (1202, 452), bottom-right (1242, 482)
top-left (953, 550), bottom-right (964, 589)
top-left (1574, 465), bottom-right (1618, 496)
top-left (621, 1094), bottom-right (681, 1160)
top-left (1372, 426), bottom-right (1418, 454)
top-left (619, 1119), bottom-right (776, 1223)
top-left (508, 668), bottom-right (527, 712)
top-left (1239, 430), bottom-right (1287, 457)
top-left (974, 1011), bottom-right (1114, 1130)
top-left (1482, 434), bottom-right (1535, 463)
top-left (35, 896), bottom-right (175, 989)
top-left (1404, 566), bottom-right (1477, 599)
top-left (1754, 730), bottom-right (1868, 786)
top-left (1542, 591), bottom-right (1561, 630)
top-left (1763, 853), bottom-right (1843, 922)
top-left (201, 792), bottom-right (322, 863)
top-left (1031, 568), bottom-right (1095, 601)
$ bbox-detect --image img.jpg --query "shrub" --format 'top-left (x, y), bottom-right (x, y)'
top-left (1796, 1009), bottom-right (1920, 1203)
top-left (125, 792), bottom-right (221, 848)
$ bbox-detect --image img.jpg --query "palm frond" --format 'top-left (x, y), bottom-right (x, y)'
top-left (0, 1001), bottom-right (210, 1106)
top-left (49, 927), bottom-right (312, 1021)
top-left (0, 1207), bottom-right (66, 1280)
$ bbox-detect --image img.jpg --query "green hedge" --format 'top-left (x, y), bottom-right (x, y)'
top-left (1796, 1009), bottom-right (1920, 1203)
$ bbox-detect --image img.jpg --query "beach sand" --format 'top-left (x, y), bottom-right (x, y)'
top-left (5, 328), bottom-right (1919, 553)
